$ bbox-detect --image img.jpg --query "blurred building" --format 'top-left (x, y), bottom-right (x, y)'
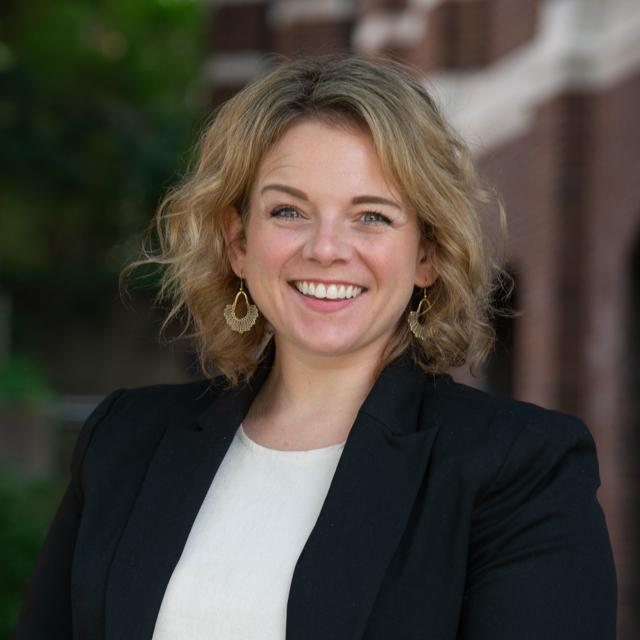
top-left (206, 0), bottom-right (640, 635)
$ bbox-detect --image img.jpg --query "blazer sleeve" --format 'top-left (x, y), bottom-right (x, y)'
top-left (11, 389), bottom-right (125, 640)
top-left (458, 410), bottom-right (617, 640)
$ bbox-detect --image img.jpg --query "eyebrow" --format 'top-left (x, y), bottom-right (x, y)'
top-left (260, 183), bottom-right (402, 210)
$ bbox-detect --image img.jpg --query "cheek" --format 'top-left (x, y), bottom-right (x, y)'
top-left (372, 243), bottom-right (420, 311)
top-left (371, 239), bottom-right (419, 280)
top-left (242, 231), bottom-right (295, 303)
top-left (246, 233), bottom-right (291, 272)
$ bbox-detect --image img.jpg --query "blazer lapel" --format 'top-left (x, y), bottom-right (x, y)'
top-left (104, 360), bottom-right (273, 640)
top-left (286, 354), bottom-right (445, 640)
top-left (104, 349), bottom-right (447, 640)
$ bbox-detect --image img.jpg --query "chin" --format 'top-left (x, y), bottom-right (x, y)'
top-left (305, 343), bottom-right (354, 356)
top-left (301, 336), bottom-right (375, 359)
top-left (285, 335), bottom-right (353, 355)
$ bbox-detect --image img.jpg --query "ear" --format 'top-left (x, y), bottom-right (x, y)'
top-left (415, 238), bottom-right (438, 288)
top-left (221, 206), bottom-right (246, 278)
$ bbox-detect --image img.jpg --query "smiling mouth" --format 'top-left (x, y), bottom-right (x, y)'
top-left (290, 281), bottom-right (366, 300)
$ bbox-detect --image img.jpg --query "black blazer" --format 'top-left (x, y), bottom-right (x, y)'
top-left (13, 350), bottom-right (617, 639)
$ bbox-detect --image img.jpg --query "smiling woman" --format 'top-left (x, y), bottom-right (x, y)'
top-left (13, 55), bottom-right (616, 640)
top-left (130, 55), bottom-right (507, 389)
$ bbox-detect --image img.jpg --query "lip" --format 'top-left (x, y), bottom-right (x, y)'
top-left (288, 282), bottom-right (365, 312)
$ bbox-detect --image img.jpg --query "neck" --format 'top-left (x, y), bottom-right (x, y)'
top-left (246, 338), bottom-right (388, 442)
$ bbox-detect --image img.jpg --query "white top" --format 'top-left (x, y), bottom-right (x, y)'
top-left (151, 423), bottom-right (346, 640)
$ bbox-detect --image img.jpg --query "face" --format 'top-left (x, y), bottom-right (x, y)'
top-left (225, 118), bottom-right (437, 365)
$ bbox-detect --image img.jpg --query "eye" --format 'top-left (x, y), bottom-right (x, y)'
top-left (361, 211), bottom-right (392, 225)
top-left (270, 205), bottom-right (302, 219)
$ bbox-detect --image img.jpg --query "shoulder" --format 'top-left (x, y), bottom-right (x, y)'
top-left (86, 377), bottom-right (225, 438)
top-left (69, 377), bottom-right (226, 490)
top-left (96, 378), bottom-right (224, 424)
top-left (425, 376), bottom-right (599, 496)
top-left (430, 375), bottom-right (592, 444)
top-left (439, 386), bottom-right (616, 631)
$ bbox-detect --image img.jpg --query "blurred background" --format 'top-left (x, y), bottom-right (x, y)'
top-left (1, 0), bottom-right (638, 637)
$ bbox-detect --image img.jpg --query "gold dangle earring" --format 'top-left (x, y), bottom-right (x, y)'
top-left (224, 278), bottom-right (259, 333)
top-left (407, 287), bottom-right (432, 340)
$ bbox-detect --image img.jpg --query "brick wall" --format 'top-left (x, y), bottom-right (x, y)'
top-left (476, 71), bottom-right (640, 635)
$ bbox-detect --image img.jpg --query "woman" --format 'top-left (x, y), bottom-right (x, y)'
top-left (14, 55), bottom-right (616, 639)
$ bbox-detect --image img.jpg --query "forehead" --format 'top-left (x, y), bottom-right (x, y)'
top-left (253, 119), bottom-right (403, 202)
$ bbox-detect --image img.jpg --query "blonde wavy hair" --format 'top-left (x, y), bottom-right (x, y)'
top-left (123, 54), bottom-right (513, 386)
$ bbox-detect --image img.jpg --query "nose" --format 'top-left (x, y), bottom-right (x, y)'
top-left (301, 215), bottom-right (352, 264)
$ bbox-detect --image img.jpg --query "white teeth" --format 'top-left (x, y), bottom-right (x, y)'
top-left (293, 281), bottom-right (364, 300)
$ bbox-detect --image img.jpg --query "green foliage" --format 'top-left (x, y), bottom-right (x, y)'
top-left (0, 0), bottom-right (204, 286)
top-left (0, 355), bottom-right (53, 406)
top-left (0, 470), bottom-right (64, 638)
